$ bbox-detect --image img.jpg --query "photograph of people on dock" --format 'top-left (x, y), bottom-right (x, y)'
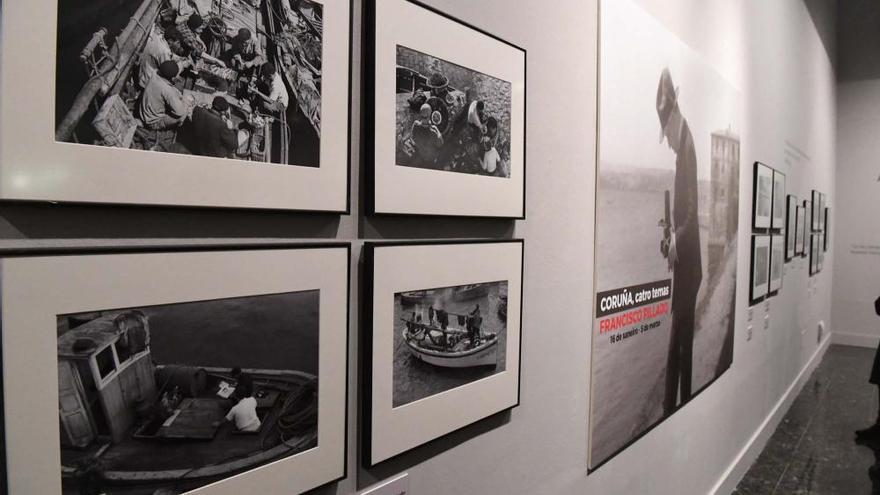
top-left (393, 281), bottom-right (508, 408)
top-left (55, 0), bottom-right (323, 166)
top-left (55, 290), bottom-right (319, 494)
top-left (395, 46), bottom-right (512, 178)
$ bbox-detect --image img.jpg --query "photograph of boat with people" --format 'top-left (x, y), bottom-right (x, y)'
top-left (55, 0), bottom-right (323, 166)
top-left (393, 280), bottom-right (508, 408)
top-left (55, 290), bottom-right (319, 494)
top-left (395, 45), bottom-right (512, 178)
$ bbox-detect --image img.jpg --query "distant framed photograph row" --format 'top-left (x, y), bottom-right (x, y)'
top-left (0, 240), bottom-right (525, 493)
top-left (0, 0), bottom-right (526, 218)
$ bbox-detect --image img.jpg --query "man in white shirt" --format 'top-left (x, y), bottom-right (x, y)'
top-left (480, 136), bottom-right (500, 175)
top-left (252, 62), bottom-right (290, 114)
top-left (225, 389), bottom-right (261, 432)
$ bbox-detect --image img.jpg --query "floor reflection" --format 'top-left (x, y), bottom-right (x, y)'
top-left (734, 345), bottom-right (877, 495)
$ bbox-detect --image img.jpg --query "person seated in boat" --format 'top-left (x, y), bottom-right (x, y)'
top-left (467, 100), bottom-right (487, 139)
top-left (191, 96), bottom-right (238, 158)
top-left (139, 27), bottom-right (193, 89)
top-left (230, 367), bottom-right (254, 402)
top-left (227, 28), bottom-right (264, 76)
top-left (250, 62), bottom-right (290, 114)
top-left (410, 103), bottom-right (443, 166)
top-left (169, 13), bottom-right (207, 55)
top-left (139, 61), bottom-right (189, 131)
top-left (225, 383), bottom-right (261, 433)
top-left (428, 305), bottom-right (436, 326)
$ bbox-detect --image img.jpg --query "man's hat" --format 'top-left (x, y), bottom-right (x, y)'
top-left (656, 67), bottom-right (679, 143)
top-left (212, 96), bottom-right (230, 112)
top-left (158, 60), bottom-right (179, 80)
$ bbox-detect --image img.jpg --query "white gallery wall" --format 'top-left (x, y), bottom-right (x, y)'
top-left (355, 0), bottom-right (836, 494)
top-left (0, 1), bottom-right (837, 494)
top-left (833, 80), bottom-right (880, 348)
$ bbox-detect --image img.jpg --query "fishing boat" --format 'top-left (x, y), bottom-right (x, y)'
top-left (398, 289), bottom-right (436, 305)
top-left (400, 315), bottom-right (498, 368)
top-left (57, 311), bottom-right (317, 492)
top-left (451, 284), bottom-right (490, 301)
top-left (55, 0), bottom-right (322, 164)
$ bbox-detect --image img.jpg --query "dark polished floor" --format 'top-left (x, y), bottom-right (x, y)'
top-left (734, 344), bottom-right (878, 494)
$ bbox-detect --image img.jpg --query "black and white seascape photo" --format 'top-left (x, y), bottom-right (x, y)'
top-left (395, 46), bottom-right (512, 178)
top-left (393, 281), bottom-right (508, 408)
top-left (56, 291), bottom-right (319, 495)
top-left (55, 0), bottom-right (324, 166)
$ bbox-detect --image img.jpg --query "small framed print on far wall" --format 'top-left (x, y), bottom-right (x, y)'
top-left (785, 195), bottom-right (798, 261)
top-left (795, 205), bottom-right (805, 256)
top-left (365, 0), bottom-right (527, 218)
top-left (753, 162), bottom-right (773, 230)
top-left (769, 235), bottom-right (784, 296)
top-left (771, 170), bottom-right (786, 231)
top-left (363, 240), bottom-right (523, 466)
top-left (750, 235), bottom-right (771, 304)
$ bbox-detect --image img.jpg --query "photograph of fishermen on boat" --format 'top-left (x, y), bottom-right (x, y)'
top-left (393, 281), bottom-right (508, 408)
top-left (591, 0), bottom-right (740, 470)
top-left (54, 0), bottom-right (324, 166)
top-left (395, 46), bottom-right (512, 178)
top-left (55, 291), bottom-right (319, 495)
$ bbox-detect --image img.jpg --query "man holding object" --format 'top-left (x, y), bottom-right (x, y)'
top-left (656, 68), bottom-right (703, 414)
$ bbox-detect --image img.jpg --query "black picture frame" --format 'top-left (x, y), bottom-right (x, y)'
top-left (750, 235), bottom-right (771, 305)
top-left (752, 162), bottom-right (774, 231)
top-left (0, 242), bottom-right (351, 495)
top-left (811, 190), bottom-right (821, 232)
top-left (802, 199), bottom-right (812, 257)
top-left (361, 239), bottom-right (524, 467)
top-left (771, 170), bottom-right (786, 232)
top-left (824, 207), bottom-right (830, 251)
top-left (364, 0), bottom-right (527, 218)
top-left (809, 234), bottom-right (820, 275)
top-left (785, 195), bottom-right (798, 261)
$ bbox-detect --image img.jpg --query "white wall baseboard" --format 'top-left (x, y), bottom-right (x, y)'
top-left (710, 335), bottom-right (832, 495)
top-left (832, 331), bottom-right (880, 349)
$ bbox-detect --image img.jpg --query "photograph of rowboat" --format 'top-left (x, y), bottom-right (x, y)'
top-left (55, 0), bottom-right (323, 166)
top-left (56, 290), bottom-right (319, 494)
top-left (393, 280), bottom-right (508, 408)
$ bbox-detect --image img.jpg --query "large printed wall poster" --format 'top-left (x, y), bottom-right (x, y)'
top-left (590, 0), bottom-right (741, 470)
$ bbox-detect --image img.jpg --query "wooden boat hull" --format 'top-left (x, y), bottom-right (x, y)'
top-left (451, 284), bottom-right (490, 301)
top-left (403, 329), bottom-right (498, 368)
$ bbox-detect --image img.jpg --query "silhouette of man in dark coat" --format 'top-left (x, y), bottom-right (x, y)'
top-left (656, 68), bottom-right (703, 414)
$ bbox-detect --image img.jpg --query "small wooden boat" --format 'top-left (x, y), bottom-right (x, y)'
top-left (451, 284), bottom-right (490, 301)
top-left (399, 290), bottom-right (438, 305)
top-left (401, 317), bottom-right (498, 368)
top-left (57, 311), bottom-right (317, 491)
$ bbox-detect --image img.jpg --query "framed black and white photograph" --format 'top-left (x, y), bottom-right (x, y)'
top-left (818, 234), bottom-right (825, 271)
top-left (365, 0), bottom-right (526, 217)
top-left (0, 0), bottom-right (352, 211)
top-left (771, 170), bottom-right (786, 231)
top-left (752, 162), bottom-right (773, 230)
top-left (802, 199), bottom-right (812, 255)
top-left (824, 207), bottom-right (830, 251)
top-left (811, 191), bottom-right (821, 232)
top-left (809, 234), bottom-right (820, 275)
top-left (795, 205), bottom-right (805, 256)
top-left (785, 195), bottom-right (798, 261)
top-left (0, 244), bottom-right (350, 494)
top-left (363, 240), bottom-right (523, 465)
top-left (818, 193), bottom-right (826, 231)
top-left (750, 235), bottom-right (771, 304)
top-left (769, 235), bottom-right (783, 296)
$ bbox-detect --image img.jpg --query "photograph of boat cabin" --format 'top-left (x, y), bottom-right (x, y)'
top-left (56, 290), bottom-right (318, 494)
top-left (395, 45), bottom-right (512, 178)
top-left (55, 0), bottom-right (323, 166)
top-left (393, 281), bottom-right (508, 408)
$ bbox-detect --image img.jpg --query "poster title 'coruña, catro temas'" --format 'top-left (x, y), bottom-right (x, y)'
top-left (595, 279), bottom-right (671, 336)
